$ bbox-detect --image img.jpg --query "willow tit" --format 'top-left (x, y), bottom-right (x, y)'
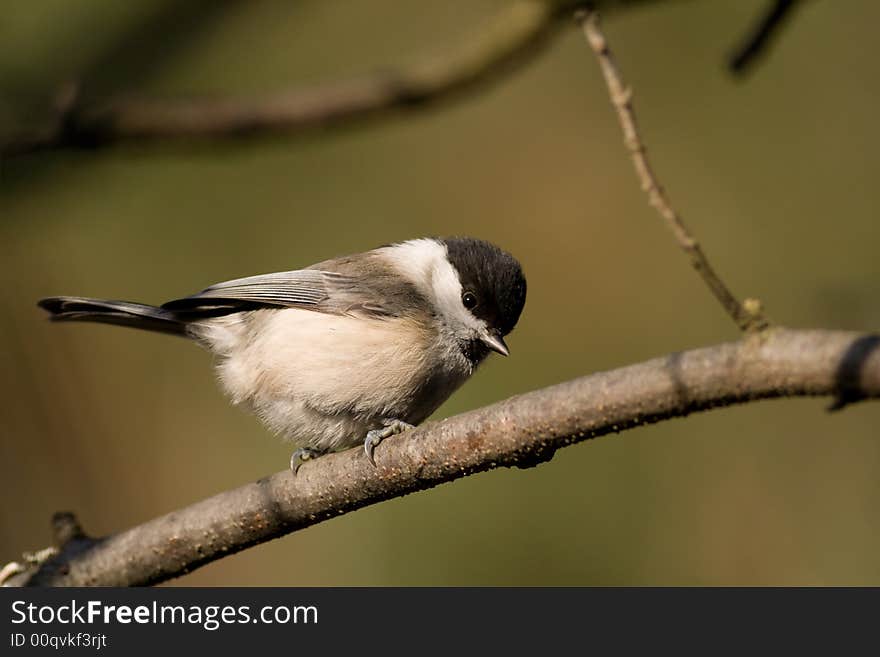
top-left (38, 237), bottom-right (527, 474)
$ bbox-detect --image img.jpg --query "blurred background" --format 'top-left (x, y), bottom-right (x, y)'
top-left (2, 0), bottom-right (879, 585)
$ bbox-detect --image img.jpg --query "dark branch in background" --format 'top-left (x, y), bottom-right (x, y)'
top-left (729, 0), bottom-right (804, 76)
top-left (4, 329), bottom-right (879, 586)
top-left (1, 0), bottom-right (570, 157)
top-left (0, 0), bottom-right (248, 159)
top-left (578, 10), bottom-right (769, 333)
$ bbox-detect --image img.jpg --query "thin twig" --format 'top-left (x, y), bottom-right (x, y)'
top-left (0, 547), bottom-right (58, 586)
top-left (729, 0), bottom-right (804, 76)
top-left (577, 10), bottom-right (769, 332)
top-left (7, 328), bottom-right (879, 586)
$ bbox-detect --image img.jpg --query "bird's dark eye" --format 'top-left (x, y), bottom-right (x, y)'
top-left (462, 291), bottom-right (478, 310)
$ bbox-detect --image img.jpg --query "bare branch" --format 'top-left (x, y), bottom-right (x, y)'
top-left (8, 328), bottom-right (879, 587)
top-left (729, 0), bottom-right (804, 76)
top-left (577, 10), bottom-right (769, 333)
top-left (2, 0), bottom-right (571, 157)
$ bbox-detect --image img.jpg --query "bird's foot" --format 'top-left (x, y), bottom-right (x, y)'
top-left (364, 419), bottom-right (415, 466)
top-left (290, 447), bottom-right (327, 476)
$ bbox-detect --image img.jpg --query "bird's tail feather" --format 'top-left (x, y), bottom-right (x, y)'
top-left (38, 296), bottom-right (188, 336)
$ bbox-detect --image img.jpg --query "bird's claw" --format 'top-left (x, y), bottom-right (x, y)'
top-left (364, 430), bottom-right (383, 467)
top-left (290, 447), bottom-right (325, 476)
top-left (363, 419), bottom-right (414, 467)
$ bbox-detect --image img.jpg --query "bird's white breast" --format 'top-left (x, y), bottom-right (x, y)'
top-left (192, 307), bottom-right (473, 450)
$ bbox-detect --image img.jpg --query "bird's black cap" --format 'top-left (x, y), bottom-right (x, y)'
top-left (441, 237), bottom-right (527, 337)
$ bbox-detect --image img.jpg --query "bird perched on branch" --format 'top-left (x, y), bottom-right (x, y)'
top-left (39, 237), bottom-right (527, 474)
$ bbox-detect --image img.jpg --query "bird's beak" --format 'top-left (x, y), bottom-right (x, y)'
top-left (481, 331), bottom-right (510, 357)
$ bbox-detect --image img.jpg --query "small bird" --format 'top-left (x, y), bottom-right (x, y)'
top-left (38, 237), bottom-right (527, 474)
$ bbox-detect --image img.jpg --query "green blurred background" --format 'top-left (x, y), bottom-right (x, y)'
top-left (2, 0), bottom-right (879, 585)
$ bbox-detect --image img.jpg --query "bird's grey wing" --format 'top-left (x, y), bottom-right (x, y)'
top-left (160, 269), bottom-right (392, 318)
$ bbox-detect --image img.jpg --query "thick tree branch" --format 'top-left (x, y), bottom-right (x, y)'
top-left (6, 328), bottom-right (879, 587)
top-left (578, 10), bottom-right (769, 333)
